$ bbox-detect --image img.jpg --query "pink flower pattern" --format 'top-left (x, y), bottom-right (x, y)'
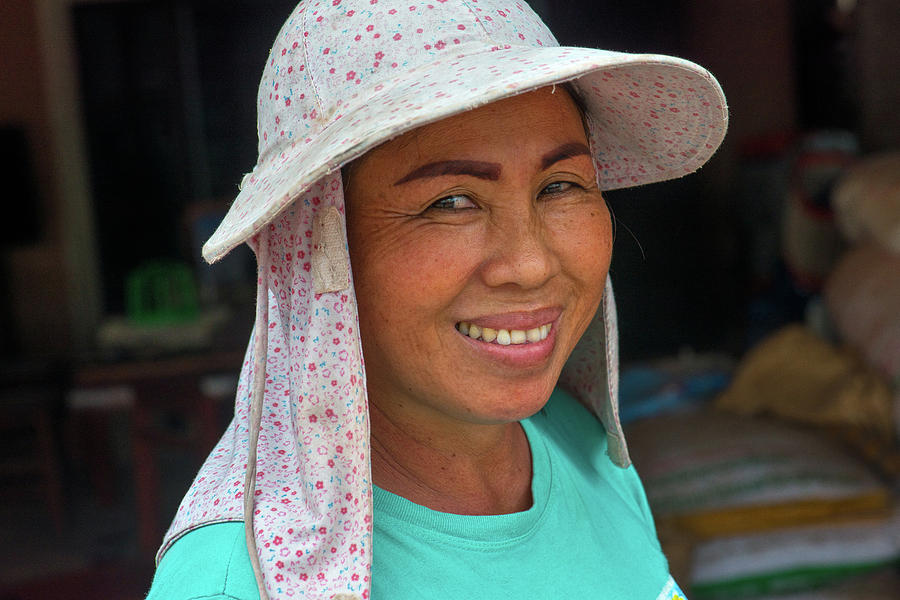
top-left (161, 174), bottom-right (373, 599)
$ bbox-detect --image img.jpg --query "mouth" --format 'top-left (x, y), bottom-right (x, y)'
top-left (456, 321), bottom-right (553, 345)
top-left (454, 309), bottom-right (561, 368)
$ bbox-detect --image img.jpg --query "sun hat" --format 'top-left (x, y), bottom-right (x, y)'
top-left (159, 2), bottom-right (728, 600)
top-left (202, 0), bottom-right (727, 264)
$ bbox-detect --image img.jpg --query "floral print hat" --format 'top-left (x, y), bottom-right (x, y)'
top-left (161, 1), bottom-right (728, 599)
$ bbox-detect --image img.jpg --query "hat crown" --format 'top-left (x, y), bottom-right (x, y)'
top-left (256, 0), bottom-right (557, 159)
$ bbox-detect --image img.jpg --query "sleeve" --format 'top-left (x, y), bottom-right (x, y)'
top-left (145, 521), bottom-right (260, 600)
top-left (620, 461), bottom-right (662, 544)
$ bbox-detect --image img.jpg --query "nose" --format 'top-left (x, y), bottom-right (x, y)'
top-left (479, 207), bottom-right (561, 290)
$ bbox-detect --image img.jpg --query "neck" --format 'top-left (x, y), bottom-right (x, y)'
top-left (369, 402), bottom-right (533, 515)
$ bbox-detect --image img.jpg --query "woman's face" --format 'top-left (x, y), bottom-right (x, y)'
top-left (345, 86), bottom-right (612, 432)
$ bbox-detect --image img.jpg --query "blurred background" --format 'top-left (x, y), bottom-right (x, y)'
top-left (1, 0), bottom-right (898, 598)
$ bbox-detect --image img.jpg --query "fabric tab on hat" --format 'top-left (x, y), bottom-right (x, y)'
top-left (312, 205), bottom-right (350, 294)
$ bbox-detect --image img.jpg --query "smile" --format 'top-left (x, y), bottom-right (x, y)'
top-left (456, 321), bottom-right (553, 345)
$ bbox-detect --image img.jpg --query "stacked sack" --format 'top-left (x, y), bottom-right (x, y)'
top-left (622, 152), bottom-right (900, 599)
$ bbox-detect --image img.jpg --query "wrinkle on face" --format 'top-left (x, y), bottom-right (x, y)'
top-left (344, 84), bottom-right (611, 432)
top-left (342, 85), bottom-right (612, 512)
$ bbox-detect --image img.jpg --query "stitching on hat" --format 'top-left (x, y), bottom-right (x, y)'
top-left (459, 0), bottom-right (494, 41)
top-left (300, 3), bottom-right (326, 118)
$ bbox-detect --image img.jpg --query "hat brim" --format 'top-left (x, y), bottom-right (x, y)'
top-left (203, 45), bottom-right (727, 263)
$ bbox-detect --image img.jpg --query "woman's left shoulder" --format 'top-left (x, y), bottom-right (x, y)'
top-left (529, 387), bottom-right (660, 532)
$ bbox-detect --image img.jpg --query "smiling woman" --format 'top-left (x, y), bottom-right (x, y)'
top-left (145, 1), bottom-right (727, 599)
top-left (346, 87), bottom-right (611, 516)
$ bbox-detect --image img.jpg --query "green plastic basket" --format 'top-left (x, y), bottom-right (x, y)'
top-left (126, 261), bottom-right (200, 326)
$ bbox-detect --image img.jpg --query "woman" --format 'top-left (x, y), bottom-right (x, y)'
top-left (148, 1), bottom-right (727, 599)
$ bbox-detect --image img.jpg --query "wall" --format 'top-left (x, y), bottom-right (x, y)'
top-left (685, 0), bottom-right (798, 179)
top-left (0, 0), bottom-right (70, 356)
top-left (0, 0), bottom-right (101, 357)
top-left (857, 0), bottom-right (900, 151)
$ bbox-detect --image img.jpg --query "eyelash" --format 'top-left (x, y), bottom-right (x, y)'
top-left (428, 194), bottom-right (476, 211)
top-left (427, 181), bottom-right (581, 212)
top-left (541, 181), bottom-right (576, 196)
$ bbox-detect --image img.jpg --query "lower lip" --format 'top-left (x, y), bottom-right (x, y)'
top-left (457, 321), bottom-right (558, 369)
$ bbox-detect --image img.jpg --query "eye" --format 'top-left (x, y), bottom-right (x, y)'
top-left (428, 194), bottom-right (478, 211)
top-left (540, 181), bottom-right (579, 196)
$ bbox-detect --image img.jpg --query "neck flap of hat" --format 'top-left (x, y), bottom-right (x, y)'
top-left (158, 167), bottom-right (626, 600)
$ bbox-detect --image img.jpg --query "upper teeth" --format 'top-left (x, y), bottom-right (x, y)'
top-left (457, 321), bottom-right (552, 345)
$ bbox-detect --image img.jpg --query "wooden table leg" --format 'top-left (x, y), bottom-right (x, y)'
top-left (132, 401), bottom-right (161, 557)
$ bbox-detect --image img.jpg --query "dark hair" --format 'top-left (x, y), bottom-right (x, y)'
top-left (559, 81), bottom-right (592, 141)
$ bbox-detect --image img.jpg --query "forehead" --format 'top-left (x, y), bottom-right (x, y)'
top-left (350, 86), bottom-right (589, 176)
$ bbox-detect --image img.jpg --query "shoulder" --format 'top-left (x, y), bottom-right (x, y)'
top-left (146, 521), bottom-right (259, 600)
top-left (529, 387), bottom-right (659, 533)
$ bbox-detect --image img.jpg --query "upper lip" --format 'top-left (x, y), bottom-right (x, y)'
top-left (459, 306), bottom-right (563, 331)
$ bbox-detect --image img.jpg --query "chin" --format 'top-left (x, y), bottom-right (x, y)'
top-left (453, 376), bottom-right (558, 425)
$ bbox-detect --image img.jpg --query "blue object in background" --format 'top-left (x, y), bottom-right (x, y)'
top-left (618, 360), bottom-right (732, 424)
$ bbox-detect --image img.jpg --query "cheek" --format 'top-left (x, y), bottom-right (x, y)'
top-left (553, 203), bottom-right (611, 345)
top-left (350, 224), bottom-right (482, 321)
top-left (588, 205), bottom-right (614, 273)
top-left (553, 201), bottom-right (613, 285)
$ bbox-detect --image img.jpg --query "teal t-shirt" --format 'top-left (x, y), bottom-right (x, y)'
top-left (147, 389), bottom-right (685, 599)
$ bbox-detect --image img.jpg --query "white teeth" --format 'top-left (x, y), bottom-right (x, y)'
top-left (457, 321), bottom-right (552, 345)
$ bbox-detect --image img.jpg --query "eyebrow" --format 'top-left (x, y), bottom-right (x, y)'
top-left (392, 141), bottom-right (592, 186)
top-left (540, 142), bottom-right (591, 170)
top-left (394, 160), bottom-right (501, 185)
